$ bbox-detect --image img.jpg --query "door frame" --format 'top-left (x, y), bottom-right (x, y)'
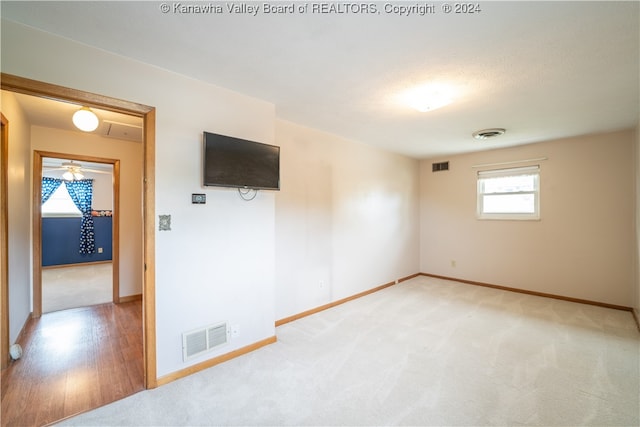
top-left (1, 73), bottom-right (157, 388)
top-left (35, 152), bottom-right (120, 313)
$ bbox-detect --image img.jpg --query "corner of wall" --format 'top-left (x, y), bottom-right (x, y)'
top-left (634, 122), bottom-right (640, 323)
top-left (1, 90), bottom-right (34, 343)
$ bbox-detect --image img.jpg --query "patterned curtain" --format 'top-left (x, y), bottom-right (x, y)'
top-left (64, 179), bottom-right (95, 254)
top-left (41, 177), bottom-right (62, 204)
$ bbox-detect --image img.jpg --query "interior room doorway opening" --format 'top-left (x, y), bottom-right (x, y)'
top-left (0, 73), bottom-right (157, 390)
top-left (37, 153), bottom-right (119, 314)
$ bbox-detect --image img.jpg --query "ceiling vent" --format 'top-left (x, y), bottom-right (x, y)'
top-left (473, 128), bottom-right (506, 140)
top-left (432, 161), bottom-right (449, 172)
top-left (99, 120), bottom-right (143, 142)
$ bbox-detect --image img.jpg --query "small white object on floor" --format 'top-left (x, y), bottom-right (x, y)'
top-left (9, 343), bottom-right (22, 360)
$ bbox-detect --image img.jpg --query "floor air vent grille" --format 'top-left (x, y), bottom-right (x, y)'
top-left (183, 322), bottom-right (228, 361)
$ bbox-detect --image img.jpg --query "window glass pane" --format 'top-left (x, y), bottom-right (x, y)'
top-left (42, 185), bottom-right (81, 216)
top-left (482, 174), bottom-right (536, 194)
top-left (482, 194), bottom-right (535, 214)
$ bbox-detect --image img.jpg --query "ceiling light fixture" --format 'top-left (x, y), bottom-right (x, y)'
top-left (72, 107), bottom-right (99, 132)
top-left (62, 170), bottom-right (84, 181)
top-left (399, 83), bottom-right (456, 113)
top-left (61, 161), bottom-right (85, 181)
top-left (473, 128), bottom-right (506, 140)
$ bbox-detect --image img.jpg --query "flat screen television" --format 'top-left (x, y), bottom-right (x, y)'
top-left (203, 131), bottom-right (280, 190)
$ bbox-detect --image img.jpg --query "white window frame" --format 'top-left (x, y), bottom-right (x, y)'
top-left (477, 165), bottom-right (540, 220)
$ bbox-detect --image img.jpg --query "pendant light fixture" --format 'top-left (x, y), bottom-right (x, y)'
top-left (72, 106), bottom-right (99, 132)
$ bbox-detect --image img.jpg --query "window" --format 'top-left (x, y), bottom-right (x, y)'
top-left (477, 165), bottom-right (540, 220)
top-left (41, 185), bottom-right (81, 217)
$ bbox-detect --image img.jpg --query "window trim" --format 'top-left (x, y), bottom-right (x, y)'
top-left (476, 165), bottom-right (540, 221)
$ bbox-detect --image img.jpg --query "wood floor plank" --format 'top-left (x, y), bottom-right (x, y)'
top-left (1, 301), bottom-right (143, 426)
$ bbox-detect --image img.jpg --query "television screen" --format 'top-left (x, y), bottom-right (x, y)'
top-left (203, 131), bottom-right (280, 190)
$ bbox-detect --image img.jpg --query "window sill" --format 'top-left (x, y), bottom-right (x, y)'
top-left (42, 213), bottom-right (82, 218)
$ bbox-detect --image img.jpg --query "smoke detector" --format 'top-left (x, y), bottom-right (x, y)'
top-left (473, 128), bottom-right (506, 140)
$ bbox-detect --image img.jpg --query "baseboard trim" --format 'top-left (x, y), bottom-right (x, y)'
top-left (42, 260), bottom-right (112, 269)
top-left (15, 312), bottom-right (31, 345)
top-left (118, 294), bottom-right (142, 303)
top-left (632, 308), bottom-right (640, 331)
top-left (421, 273), bottom-right (634, 312)
top-left (2, 312), bottom-right (35, 371)
top-left (156, 335), bottom-right (277, 387)
top-left (275, 273), bottom-right (420, 327)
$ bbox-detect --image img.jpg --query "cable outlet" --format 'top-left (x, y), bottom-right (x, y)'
top-left (231, 324), bottom-right (240, 337)
top-left (451, 260), bottom-right (456, 268)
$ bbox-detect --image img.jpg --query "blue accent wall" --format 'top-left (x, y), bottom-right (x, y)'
top-left (42, 216), bottom-right (112, 266)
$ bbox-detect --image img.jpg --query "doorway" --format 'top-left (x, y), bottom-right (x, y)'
top-left (38, 153), bottom-right (119, 314)
top-left (0, 73), bottom-right (157, 390)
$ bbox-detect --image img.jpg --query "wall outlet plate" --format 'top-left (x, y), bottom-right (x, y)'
top-left (192, 193), bottom-right (206, 204)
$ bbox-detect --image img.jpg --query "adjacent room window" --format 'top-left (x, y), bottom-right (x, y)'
top-left (477, 165), bottom-right (540, 220)
top-left (41, 184), bottom-right (82, 217)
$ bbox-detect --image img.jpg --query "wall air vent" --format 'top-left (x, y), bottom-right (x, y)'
top-left (182, 322), bottom-right (228, 361)
top-left (432, 161), bottom-right (449, 172)
top-left (472, 128), bottom-right (506, 140)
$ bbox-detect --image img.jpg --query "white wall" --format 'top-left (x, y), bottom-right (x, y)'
top-left (420, 130), bottom-right (635, 307)
top-left (0, 91), bottom-right (32, 343)
top-left (89, 172), bottom-right (113, 211)
top-left (33, 126), bottom-right (141, 297)
top-left (2, 20), bottom-right (277, 377)
top-left (274, 120), bottom-right (420, 320)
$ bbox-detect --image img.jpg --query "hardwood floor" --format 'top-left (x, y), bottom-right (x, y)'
top-left (1, 301), bottom-right (143, 426)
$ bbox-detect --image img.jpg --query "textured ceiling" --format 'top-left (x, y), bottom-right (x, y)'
top-left (11, 92), bottom-right (143, 140)
top-left (2, 1), bottom-right (638, 158)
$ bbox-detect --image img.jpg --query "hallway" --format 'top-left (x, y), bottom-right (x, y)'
top-left (0, 301), bottom-right (143, 426)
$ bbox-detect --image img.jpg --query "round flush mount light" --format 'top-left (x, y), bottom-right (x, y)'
top-left (399, 83), bottom-right (456, 113)
top-left (72, 107), bottom-right (99, 132)
top-left (473, 128), bottom-right (506, 140)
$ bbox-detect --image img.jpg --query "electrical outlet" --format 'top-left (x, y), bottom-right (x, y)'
top-left (319, 280), bottom-right (325, 289)
top-left (451, 260), bottom-right (456, 268)
top-left (97, 247), bottom-right (103, 254)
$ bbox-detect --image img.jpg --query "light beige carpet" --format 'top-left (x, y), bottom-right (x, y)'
top-left (42, 263), bottom-right (112, 313)
top-left (57, 275), bottom-right (639, 426)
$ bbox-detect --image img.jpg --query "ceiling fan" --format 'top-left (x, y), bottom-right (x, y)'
top-left (43, 160), bottom-right (111, 181)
